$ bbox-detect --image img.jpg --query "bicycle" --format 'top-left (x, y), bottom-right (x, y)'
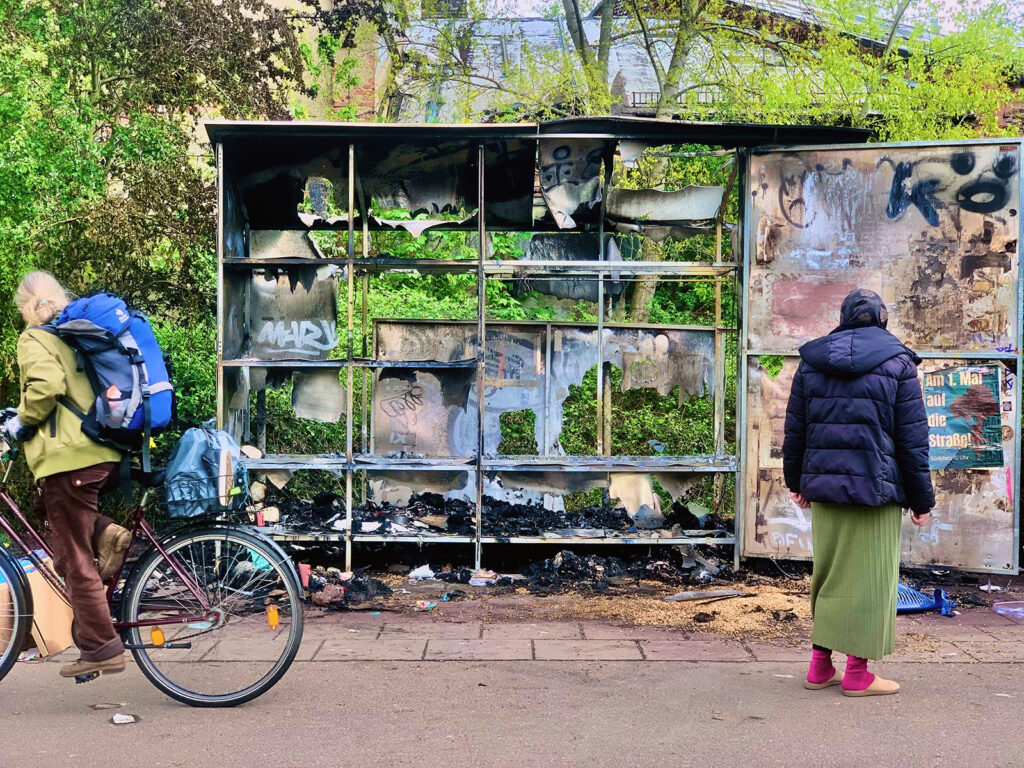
top-left (0, 434), bottom-right (304, 707)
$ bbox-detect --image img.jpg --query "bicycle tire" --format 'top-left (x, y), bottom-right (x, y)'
top-left (0, 547), bottom-right (33, 684)
top-left (121, 526), bottom-right (304, 707)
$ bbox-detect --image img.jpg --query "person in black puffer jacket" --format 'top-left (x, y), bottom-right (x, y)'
top-left (783, 288), bottom-right (934, 698)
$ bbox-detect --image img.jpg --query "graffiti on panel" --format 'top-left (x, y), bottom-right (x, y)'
top-left (924, 366), bottom-right (1004, 470)
top-left (248, 265), bottom-right (339, 361)
top-left (748, 144), bottom-right (1020, 353)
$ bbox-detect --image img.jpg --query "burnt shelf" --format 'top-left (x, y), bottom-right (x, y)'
top-left (223, 257), bottom-right (738, 276)
top-left (222, 358), bottom-right (476, 369)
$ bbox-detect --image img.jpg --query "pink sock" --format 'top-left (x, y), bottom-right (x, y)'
top-left (807, 648), bottom-right (836, 685)
top-left (842, 655), bottom-right (875, 691)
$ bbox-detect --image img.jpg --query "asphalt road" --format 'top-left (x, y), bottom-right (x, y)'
top-left (1, 655), bottom-right (1021, 768)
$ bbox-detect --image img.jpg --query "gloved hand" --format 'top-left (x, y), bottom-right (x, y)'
top-left (1, 409), bottom-right (36, 443)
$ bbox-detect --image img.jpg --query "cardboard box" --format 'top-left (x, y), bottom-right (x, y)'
top-left (22, 556), bottom-right (74, 656)
top-left (0, 554), bottom-right (74, 657)
top-left (0, 581), bottom-right (13, 651)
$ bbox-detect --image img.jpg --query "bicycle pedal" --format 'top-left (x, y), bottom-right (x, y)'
top-left (74, 671), bottom-right (100, 684)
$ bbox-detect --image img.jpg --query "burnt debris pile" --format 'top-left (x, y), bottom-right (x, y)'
top-left (306, 566), bottom-right (394, 609)
top-left (262, 491), bottom-right (724, 539)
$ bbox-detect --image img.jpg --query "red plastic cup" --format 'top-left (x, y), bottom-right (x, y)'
top-left (298, 562), bottom-right (311, 588)
top-left (256, 511), bottom-right (265, 527)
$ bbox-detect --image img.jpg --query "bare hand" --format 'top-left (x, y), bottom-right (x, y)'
top-left (910, 511), bottom-right (930, 527)
top-left (790, 492), bottom-right (811, 509)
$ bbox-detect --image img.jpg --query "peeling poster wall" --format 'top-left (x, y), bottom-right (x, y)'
top-left (743, 142), bottom-right (1022, 573)
top-left (749, 144), bottom-right (1019, 352)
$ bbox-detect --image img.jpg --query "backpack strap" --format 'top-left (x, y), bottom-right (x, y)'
top-left (141, 389), bottom-right (152, 473)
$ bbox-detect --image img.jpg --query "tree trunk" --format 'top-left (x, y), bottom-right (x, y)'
top-left (561, 0), bottom-right (592, 67)
top-left (597, 0), bottom-right (614, 84)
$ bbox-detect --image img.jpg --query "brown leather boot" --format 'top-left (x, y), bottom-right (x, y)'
top-left (96, 524), bottom-right (131, 579)
top-left (59, 654), bottom-right (127, 679)
top-left (842, 675), bottom-right (900, 697)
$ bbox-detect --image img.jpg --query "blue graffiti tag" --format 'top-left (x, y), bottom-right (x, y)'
top-left (886, 161), bottom-right (940, 226)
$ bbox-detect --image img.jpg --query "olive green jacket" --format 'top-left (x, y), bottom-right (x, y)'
top-left (16, 327), bottom-right (121, 479)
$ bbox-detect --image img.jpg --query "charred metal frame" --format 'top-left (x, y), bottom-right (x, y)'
top-left (738, 138), bottom-right (1023, 575)
top-left (209, 118), bottom-right (869, 570)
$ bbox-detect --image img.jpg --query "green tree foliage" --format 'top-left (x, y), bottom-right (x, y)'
top-left (0, 0), bottom-right (384, 406)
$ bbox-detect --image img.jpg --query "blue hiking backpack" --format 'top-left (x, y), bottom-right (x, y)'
top-left (43, 293), bottom-right (173, 469)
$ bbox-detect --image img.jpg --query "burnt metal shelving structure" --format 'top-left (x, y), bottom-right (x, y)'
top-left (208, 117), bottom-right (868, 569)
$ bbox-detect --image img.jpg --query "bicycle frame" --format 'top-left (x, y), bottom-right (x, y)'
top-left (0, 456), bottom-right (216, 632)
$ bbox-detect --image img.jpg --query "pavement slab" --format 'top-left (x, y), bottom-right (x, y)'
top-left (425, 638), bottom-right (533, 661)
top-left (640, 639), bottom-right (753, 661)
top-left (480, 622), bottom-right (582, 640)
top-left (533, 639), bottom-right (644, 661)
top-left (314, 635), bottom-right (427, 661)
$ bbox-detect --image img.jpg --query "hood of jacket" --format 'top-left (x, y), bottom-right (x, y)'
top-left (798, 325), bottom-right (921, 379)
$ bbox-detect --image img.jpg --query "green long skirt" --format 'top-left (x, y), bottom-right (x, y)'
top-left (810, 501), bottom-right (901, 660)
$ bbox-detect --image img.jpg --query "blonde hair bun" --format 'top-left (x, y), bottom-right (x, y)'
top-left (16, 271), bottom-right (69, 326)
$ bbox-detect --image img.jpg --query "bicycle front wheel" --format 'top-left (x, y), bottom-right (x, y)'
top-left (121, 527), bottom-right (304, 707)
top-left (0, 546), bottom-right (33, 684)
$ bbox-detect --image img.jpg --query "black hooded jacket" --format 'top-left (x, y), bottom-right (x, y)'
top-left (782, 325), bottom-right (935, 513)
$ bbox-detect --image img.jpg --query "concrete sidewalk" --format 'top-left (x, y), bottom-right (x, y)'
top-left (27, 603), bottom-right (1024, 666)
top-left (3, 606), bottom-right (1024, 768)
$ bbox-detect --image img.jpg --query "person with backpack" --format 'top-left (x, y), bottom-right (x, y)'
top-left (3, 272), bottom-right (132, 679)
top-left (783, 289), bottom-right (935, 697)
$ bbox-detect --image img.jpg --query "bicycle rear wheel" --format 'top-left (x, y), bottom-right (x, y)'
top-left (0, 547), bottom-right (33, 683)
top-left (121, 527), bottom-right (303, 707)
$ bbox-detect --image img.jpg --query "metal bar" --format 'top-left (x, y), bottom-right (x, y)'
top-left (1015, 143), bottom-right (1023, 574)
top-left (345, 142), bottom-right (356, 571)
top-left (735, 149), bottom-right (750, 572)
top-left (225, 257), bottom-right (740, 275)
top-left (744, 350), bottom-right (1023, 361)
top-left (255, 389), bottom-right (267, 454)
top-left (215, 143), bottom-right (226, 428)
top-left (475, 142), bottom-right (486, 571)
top-left (542, 323), bottom-right (551, 454)
top-left (750, 136), bottom-right (1022, 155)
top-left (714, 222), bottom-right (726, 516)
top-left (597, 272), bottom-right (605, 456)
top-left (360, 274), bottom-right (369, 453)
top-left (373, 317), bottom-right (722, 332)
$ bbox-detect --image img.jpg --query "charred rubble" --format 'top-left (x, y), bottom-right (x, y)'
top-left (267, 491), bottom-right (727, 539)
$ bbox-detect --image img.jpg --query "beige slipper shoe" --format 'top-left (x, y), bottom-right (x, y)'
top-left (842, 675), bottom-right (900, 697)
top-left (97, 524), bottom-right (132, 579)
top-left (804, 670), bottom-right (843, 690)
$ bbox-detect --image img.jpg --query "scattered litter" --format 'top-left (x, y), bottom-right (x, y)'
top-left (664, 589), bottom-right (742, 603)
top-left (980, 581), bottom-right (1008, 593)
top-left (693, 612), bottom-right (716, 623)
top-left (995, 693), bottom-right (1012, 698)
top-left (370, 611), bottom-right (382, 616)
top-left (110, 713), bottom-right (139, 725)
top-left (408, 565), bottom-right (436, 582)
top-left (711, 715), bottom-right (725, 721)
top-left (413, 601), bottom-right (437, 612)
top-left (90, 703), bottom-right (126, 711)
top-left (18, 648), bottom-right (41, 662)
top-left (993, 601), bottom-right (1024, 621)
top-left (773, 674), bottom-right (794, 678)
